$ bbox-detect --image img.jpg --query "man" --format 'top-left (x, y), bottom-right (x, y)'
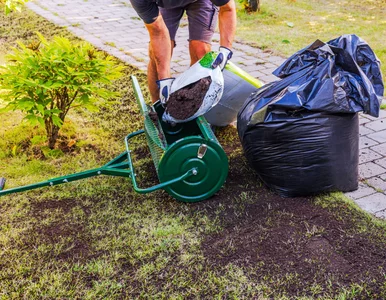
top-left (129, 0), bottom-right (237, 103)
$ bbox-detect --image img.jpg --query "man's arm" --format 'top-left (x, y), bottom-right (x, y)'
top-left (218, 0), bottom-right (236, 48)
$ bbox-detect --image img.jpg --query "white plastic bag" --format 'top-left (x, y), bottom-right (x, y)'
top-left (162, 52), bottom-right (224, 123)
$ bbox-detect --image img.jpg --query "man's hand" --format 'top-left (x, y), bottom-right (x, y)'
top-left (212, 46), bottom-right (233, 70)
top-left (157, 77), bottom-right (175, 104)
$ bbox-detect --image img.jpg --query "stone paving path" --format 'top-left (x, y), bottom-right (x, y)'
top-left (26, 0), bottom-right (386, 218)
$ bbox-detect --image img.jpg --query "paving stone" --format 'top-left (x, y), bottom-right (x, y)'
top-left (375, 158), bottom-right (386, 169)
top-left (259, 67), bottom-right (276, 76)
top-left (269, 56), bottom-right (286, 65)
top-left (239, 55), bottom-right (259, 62)
top-left (371, 143), bottom-right (386, 156)
top-left (264, 62), bottom-right (279, 69)
top-left (131, 62), bottom-right (147, 70)
top-left (367, 130), bottom-right (386, 143)
top-left (367, 176), bottom-right (386, 193)
top-left (364, 109), bottom-right (386, 120)
top-left (374, 210), bottom-right (386, 219)
top-left (248, 70), bottom-right (269, 82)
top-left (355, 193), bottom-right (386, 213)
top-left (259, 74), bottom-right (279, 84)
top-left (242, 64), bottom-right (264, 73)
top-left (380, 173), bottom-right (386, 181)
top-left (359, 136), bottom-right (378, 149)
top-left (345, 182), bottom-right (376, 200)
top-left (359, 162), bottom-right (386, 179)
top-left (171, 65), bottom-right (189, 74)
top-left (359, 116), bottom-right (371, 125)
top-left (359, 148), bottom-right (383, 164)
top-left (359, 125), bottom-right (374, 136)
top-left (364, 119), bottom-right (386, 131)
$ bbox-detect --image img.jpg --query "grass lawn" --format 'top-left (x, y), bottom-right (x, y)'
top-left (1, 3), bottom-right (386, 299)
top-left (235, 0), bottom-right (386, 87)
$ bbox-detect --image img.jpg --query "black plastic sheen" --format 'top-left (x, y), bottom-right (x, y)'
top-left (237, 35), bottom-right (383, 197)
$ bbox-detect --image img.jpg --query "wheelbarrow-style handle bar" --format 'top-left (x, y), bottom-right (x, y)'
top-left (0, 130), bottom-right (196, 197)
top-left (124, 130), bottom-right (197, 193)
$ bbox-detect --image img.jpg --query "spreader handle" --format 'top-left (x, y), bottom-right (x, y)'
top-left (0, 178), bottom-right (6, 191)
top-left (131, 75), bottom-right (149, 116)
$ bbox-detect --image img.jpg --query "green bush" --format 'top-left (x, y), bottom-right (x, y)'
top-left (0, 33), bottom-right (123, 149)
top-left (1, 0), bottom-right (27, 14)
top-left (239, 0), bottom-right (260, 12)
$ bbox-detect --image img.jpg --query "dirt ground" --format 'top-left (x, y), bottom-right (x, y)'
top-left (196, 130), bottom-right (386, 297)
top-left (25, 127), bottom-right (386, 298)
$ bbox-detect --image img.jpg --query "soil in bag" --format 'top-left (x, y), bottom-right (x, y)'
top-left (166, 76), bottom-right (211, 120)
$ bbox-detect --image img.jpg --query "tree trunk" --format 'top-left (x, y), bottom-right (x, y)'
top-left (45, 121), bottom-right (60, 149)
top-left (247, 0), bottom-right (260, 12)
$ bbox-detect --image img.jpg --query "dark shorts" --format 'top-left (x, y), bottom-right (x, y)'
top-left (159, 0), bottom-right (219, 44)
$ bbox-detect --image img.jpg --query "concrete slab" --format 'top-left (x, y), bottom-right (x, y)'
top-left (359, 148), bottom-right (383, 164)
top-left (365, 119), bottom-right (386, 131)
top-left (367, 176), bottom-right (386, 193)
top-left (359, 162), bottom-right (386, 179)
top-left (359, 136), bottom-right (378, 149)
top-left (371, 143), bottom-right (386, 156)
top-left (355, 193), bottom-right (386, 213)
top-left (345, 182), bottom-right (376, 200)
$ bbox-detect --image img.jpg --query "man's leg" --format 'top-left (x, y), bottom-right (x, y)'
top-left (147, 8), bottom-right (184, 102)
top-left (186, 0), bottom-right (219, 65)
top-left (147, 43), bottom-right (159, 102)
top-left (148, 39), bottom-right (177, 102)
top-left (189, 40), bottom-right (211, 66)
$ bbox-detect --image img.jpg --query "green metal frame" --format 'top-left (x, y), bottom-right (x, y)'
top-left (0, 124), bottom-right (196, 198)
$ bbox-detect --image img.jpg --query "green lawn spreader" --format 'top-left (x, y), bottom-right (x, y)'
top-left (0, 76), bottom-right (229, 202)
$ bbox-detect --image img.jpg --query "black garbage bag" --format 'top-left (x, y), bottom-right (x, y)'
top-left (237, 34), bottom-right (383, 197)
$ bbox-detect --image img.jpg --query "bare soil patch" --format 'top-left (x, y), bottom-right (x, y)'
top-left (198, 133), bottom-right (386, 297)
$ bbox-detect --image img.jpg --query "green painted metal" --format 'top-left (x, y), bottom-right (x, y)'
top-left (225, 61), bottom-right (264, 88)
top-left (158, 136), bottom-right (228, 202)
top-left (0, 130), bottom-right (197, 197)
top-left (0, 178), bottom-right (5, 191)
top-left (124, 130), bottom-right (197, 193)
top-left (132, 76), bottom-right (166, 171)
top-left (0, 150), bottom-right (131, 197)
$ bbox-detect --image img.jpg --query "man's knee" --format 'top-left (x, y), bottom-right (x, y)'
top-left (149, 40), bottom-right (175, 63)
top-left (189, 40), bottom-right (211, 64)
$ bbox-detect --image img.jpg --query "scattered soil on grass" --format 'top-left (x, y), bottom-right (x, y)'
top-left (26, 198), bottom-right (94, 261)
top-left (124, 125), bottom-right (386, 297)
top-left (10, 126), bottom-right (386, 298)
top-left (165, 76), bottom-right (211, 120)
top-left (30, 197), bottom-right (91, 218)
top-left (197, 134), bottom-right (386, 297)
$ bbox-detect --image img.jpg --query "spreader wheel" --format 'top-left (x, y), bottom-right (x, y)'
top-left (158, 137), bottom-right (228, 203)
